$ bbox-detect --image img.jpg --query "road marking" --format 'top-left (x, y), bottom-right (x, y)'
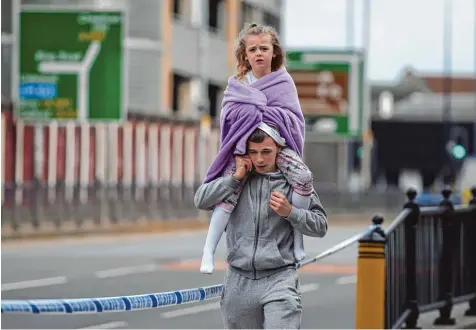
top-left (336, 275), bottom-right (357, 285)
top-left (95, 264), bottom-right (160, 279)
top-left (163, 260), bottom-right (227, 271)
top-left (163, 259), bottom-right (356, 275)
top-left (78, 321), bottom-right (128, 329)
top-left (2, 228), bottom-right (209, 252)
top-left (161, 301), bottom-right (221, 319)
top-left (2, 276), bottom-right (68, 291)
top-left (161, 283), bottom-right (320, 319)
top-left (298, 264), bottom-right (356, 274)
top-left (300, 283), bottom-right (320, 292)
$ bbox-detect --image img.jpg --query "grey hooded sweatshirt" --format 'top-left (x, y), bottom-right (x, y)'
top-left (194, 171), bottom-right (328, 280)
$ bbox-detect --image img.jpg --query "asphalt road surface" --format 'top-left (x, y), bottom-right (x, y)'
top-left (2, 223), bottom-right (368, 329)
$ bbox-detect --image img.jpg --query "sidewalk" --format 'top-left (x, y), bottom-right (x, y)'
top-left (418, 302), bottom-right (476, 329)
top-left (1, 212), bottom-right (377, 243)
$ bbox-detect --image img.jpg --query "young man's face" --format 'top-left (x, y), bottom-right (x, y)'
top-left (247, 137), bottom-right (280, 174)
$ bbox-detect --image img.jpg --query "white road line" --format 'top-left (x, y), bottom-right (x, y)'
top-left (161, 301), bottom-right (221, 319)
top-left (161, 283), bottom-right (320, 319)
top-left (95, 263), bottom-right (160, 279)
top-left (336, 275), bottom-right (357, 285)
top-left (78, 321), bottom-right (128, 329)
top-left (1, 276), bottom-right (68, 291)
top-left (300, 283), bottom-right (320, 292)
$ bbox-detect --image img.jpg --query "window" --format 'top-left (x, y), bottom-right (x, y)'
top-left (173, 0), bottom-right (181, 17)
top-left (263, 12), bottom-right (280, 32)
top-left (208, 83), bottom-right (221, 119)
top-left (240, 2), bottom-right (253, 28)
top-left (208, 0), bottom-right (219, 30)
top-left (173, 73), bottom-right (189, 113)
top-left (173, 0), bottom-right (190, 21)
top-left (378, 90), bottom-right (394, 119)
top-left (1, 0), bottom-right (13, 34)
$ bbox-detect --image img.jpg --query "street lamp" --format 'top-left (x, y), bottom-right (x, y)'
top-left (442, 0), bottom-right (454, 185)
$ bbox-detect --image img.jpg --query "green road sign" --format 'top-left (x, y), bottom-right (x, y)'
top-left (17, 8), bottom-right (125, 121)
top-left (286, 50), bottom-right (367, 138)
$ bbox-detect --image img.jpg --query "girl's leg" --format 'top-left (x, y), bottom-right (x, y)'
top-left (276, 147), bottom-right (314, 261)
top-left (200, 206), bottom-right (232, 274)
top-left (200, 163), bottom-right (245, 274)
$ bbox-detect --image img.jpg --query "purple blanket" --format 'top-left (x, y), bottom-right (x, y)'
top-left (203, 68), bottom-right (305, 183)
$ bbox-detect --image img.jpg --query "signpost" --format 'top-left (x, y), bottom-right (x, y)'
top-left (17, 7), bottom-right (125, 121)
top-left (287, 49), bottom-right (370, 191)
top-left (287, 50), bottom-right (367, 138)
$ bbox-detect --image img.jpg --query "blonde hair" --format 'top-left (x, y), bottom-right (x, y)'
top-left (234, 23), bottom-right (285, 80)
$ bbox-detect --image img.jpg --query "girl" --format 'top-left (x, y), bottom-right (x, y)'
top-left (200, 23), bottom-right (314, 274)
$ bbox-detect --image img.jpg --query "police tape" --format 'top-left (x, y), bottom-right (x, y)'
top-left (1, 226), bottom-right (377, 315)
top-left (1, 285), bottom-right (223, 314)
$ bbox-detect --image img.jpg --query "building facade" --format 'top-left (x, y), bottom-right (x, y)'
top-left (1, 0), bottom-right (284, 121)
top-left (0, 0), bottom-right (284, 194)
top-left (171, 0), bottom-right (283, 121)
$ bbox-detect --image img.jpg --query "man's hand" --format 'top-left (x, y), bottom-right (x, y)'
top-left (270, 191), bottom-right (292, 217)
top-left (232, 156), bottom-right (252, 180)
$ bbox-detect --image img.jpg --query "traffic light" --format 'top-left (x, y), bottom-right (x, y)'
top-left (451, 143), bottom-right (467, 160)
top-left (356, 145), bottom-right (363, 160)
top-left (447, 126), bottom-right (469, 161)
top-left (351, 140), bottom-right (362, 171)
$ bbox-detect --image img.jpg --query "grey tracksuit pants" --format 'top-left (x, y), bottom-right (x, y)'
top-left (220, 268), bottom-right (302, 329)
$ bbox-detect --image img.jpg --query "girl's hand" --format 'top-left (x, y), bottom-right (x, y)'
top-left (233, 156), bottom-right (252, 180)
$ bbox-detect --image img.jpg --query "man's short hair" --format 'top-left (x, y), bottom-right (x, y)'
top-left (247, 128), bottom-right (269, 144)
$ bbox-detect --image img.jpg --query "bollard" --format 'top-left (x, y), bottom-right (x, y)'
top-left (465, 187), bottom-right (476, 317)
top-left (403, 188), bottom-right (421, 329)
top-left (434, 187), bottom-right (456, 326)
top-left (355, 215), bottom-right (386, 329)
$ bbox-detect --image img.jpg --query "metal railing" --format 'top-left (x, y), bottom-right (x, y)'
top-left (355, 187), bottom-right (476, 329)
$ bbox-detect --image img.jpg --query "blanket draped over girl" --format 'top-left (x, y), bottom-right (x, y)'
top-left (204, 68), bottom-right (305, 183)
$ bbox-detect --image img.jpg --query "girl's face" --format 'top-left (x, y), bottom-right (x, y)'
top-left (244, 33), bottom-right (275, 78)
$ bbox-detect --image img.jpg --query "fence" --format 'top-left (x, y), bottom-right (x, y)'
top-left (1, 108), bottom-right (222, 237)
top-left (355, 187), bottom-right (476, 329)
top-left (2, 105), bottom-right (416, 239)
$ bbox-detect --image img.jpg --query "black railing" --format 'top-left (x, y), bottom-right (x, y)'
top-left (384, 187), bottom-right (476, 329)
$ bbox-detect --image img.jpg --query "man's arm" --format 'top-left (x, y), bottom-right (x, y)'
top-left (285, 190), bottom-right (328, 238)
top-left (194, 176), bottom-right (241, 210)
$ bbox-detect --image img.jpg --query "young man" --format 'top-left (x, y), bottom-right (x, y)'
top-left (194, 123), bottom-right (328, 329)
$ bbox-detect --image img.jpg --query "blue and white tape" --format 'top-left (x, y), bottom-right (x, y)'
top-left (1, 284), bottom-right (223, 314)
top-left (1, 226), bottom-right (373, 315)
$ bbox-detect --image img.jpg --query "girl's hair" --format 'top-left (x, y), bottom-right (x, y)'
top-left (234, 23), bottom-right (286, 80)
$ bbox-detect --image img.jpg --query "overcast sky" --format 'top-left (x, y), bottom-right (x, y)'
top-left (283, 0), bottom-right (476, 81)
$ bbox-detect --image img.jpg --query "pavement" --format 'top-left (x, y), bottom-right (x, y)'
top-left (1, 212), bottom-right (381, 242)
top-left (2, 224), bottom-right (366, 329)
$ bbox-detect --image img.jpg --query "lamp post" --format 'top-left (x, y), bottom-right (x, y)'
top-left (442, 0), bottom-right (453, 123)
top-left (442, 0), bottom-right (454, 185)
top-left (473, 1), bottom-right (476, 156)
top-left (360, 0), bottom-right (372, 189)
top-left (346, 0), bottom-right (355, 48)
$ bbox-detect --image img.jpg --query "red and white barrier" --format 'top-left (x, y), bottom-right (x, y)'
top-left (148, 123), bottom-right (159, 186)
top-left (184, 127), bottom-right (198, 187)
top-left (1, 119), bottom-right (220, 188)
top-left (1, 114), bottom-right (6, 188)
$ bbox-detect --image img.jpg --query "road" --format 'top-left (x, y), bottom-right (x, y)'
top-left (1, 223), bottom-right (368, 329)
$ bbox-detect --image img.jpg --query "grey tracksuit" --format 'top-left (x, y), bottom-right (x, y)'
top-left (194, 171), bottom-right (328, 329)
